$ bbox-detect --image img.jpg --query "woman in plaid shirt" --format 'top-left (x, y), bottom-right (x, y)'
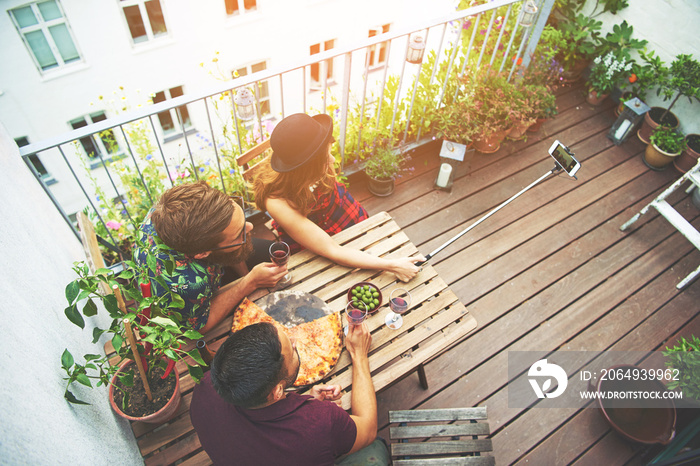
top-left (254, 113), bottom-right (420, 282)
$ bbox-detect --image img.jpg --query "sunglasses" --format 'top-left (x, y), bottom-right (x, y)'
top-left (207, 195), bottom-right (248, 252)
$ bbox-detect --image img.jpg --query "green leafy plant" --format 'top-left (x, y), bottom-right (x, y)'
top-left (656, 54), bottom-right (700, 121)
top-left (586, 51), bottom-right (633, 95)
top-left (649, 125), bottom-right (687, 154)
top-left (462, 71), bottom-right (520, 138)
top-left (61, 241), bottom-right (207, 412)
top-left (663, 335), bottom-right (700, 401)
top-left (597, 21), bottom-right (647, 61)
top-left (363, 136), bottom-right (408, 180)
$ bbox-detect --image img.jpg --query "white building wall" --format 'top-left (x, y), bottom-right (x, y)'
top-left (0, 122), bottom-right (144, 465)
top-left (0, 0), bottom-right (456, 216)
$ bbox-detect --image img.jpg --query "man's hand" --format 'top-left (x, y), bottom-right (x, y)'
top-left (345, 322), bottom-right (371, 361)
top-left (309, 385), bottom-right (342, 405)
top-left (246, 262), bottom-right (288, 288)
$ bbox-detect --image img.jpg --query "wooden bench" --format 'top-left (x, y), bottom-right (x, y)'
top-left (389, 407), bottom-right (494, 465)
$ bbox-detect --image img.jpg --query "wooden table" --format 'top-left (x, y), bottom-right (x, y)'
top-left (130, 211), bottom-right (478, 465)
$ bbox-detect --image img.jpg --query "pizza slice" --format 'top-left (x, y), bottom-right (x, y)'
top-left (232, 297), bottom-right (286, 334)
top-left (231, 297), bottom-right (343, 387)
top-left (286, 312), bottom-right (343, 386)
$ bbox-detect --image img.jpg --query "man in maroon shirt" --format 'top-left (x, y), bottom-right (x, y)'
top-left (190, 321), bottom-right (387, 465)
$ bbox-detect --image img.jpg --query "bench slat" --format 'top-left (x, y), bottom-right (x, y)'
top-left (391, 423), bottom-right (490, 439)
top-left (390, 407), bottom-right (488, 423)
top-left (392, 439), bottom-right (493, 456)
top-left (393, 456), bottom-right (495, 466)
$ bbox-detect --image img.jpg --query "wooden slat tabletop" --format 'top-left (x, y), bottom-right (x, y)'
top-left (125, 211), bottom-right (477, 464)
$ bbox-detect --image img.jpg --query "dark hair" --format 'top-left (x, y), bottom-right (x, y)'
top-left (151, 181), bottom-right (235, 255)
top-left (210, 322), bottom-right (285, 408)
top-left (253, 144), bottom-right (336, 216)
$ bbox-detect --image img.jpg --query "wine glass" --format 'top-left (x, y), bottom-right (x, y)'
top-left (385, 288), bottom-right (411, 330)
top-left (344, 301), bottom-right (368, 336)
top-left (269, 241), bottom-right (292, 288)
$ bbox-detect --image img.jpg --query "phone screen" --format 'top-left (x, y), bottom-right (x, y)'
top-left (550, 143), bottom-right (579, 175)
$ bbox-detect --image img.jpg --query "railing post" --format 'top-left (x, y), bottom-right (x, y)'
top-left (339, 52), bottom-right (353, 170)
top-left (520, 0), bottom-right (555, 71)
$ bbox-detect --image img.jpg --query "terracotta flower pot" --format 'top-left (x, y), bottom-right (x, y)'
top-left (367, 175), bottom-right (395, 197)
top-left (643, 142), bottom-right (682, 171)
top-left (594, 365), bottom-right (676, 445)
top-left (527, 118), bottom-right (547, 133)
top-left (506, 121), bottom-right (533, 141)
top-left (674, 134), bottom-right (700, 174)
top-left (474, 129), bottom-right (507, 154)
top-left (637, 107), bottom-right (679, 145)
top-left (109, 359), bottom-right (181, 423)
top-left (586, 90), bottom-right (609, 106)
top-left (561, 59), bottom-right (590, 83)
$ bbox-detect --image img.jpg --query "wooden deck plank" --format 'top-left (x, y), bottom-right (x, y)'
top-left (126, 82), bottom-right (700, 465)
top-left (373, 161), bottom-right (691, 426)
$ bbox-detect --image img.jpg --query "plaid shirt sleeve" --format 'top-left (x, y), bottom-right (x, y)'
top-left (272, 181), bottom-right (368, 253)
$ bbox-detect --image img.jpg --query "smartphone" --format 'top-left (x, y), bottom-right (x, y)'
top-left (548, 140), bottom-right (581, 177)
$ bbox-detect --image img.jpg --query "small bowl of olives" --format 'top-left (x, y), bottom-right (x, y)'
top-left (347, 282), bottom-right (383, 314)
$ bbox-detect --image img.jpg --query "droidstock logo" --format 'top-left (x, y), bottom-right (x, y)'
top-left (528, 359), bottom-right (568, 399)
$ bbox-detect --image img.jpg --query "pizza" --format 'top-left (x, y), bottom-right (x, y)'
top-left (232, 298), bottom-right (344, 386)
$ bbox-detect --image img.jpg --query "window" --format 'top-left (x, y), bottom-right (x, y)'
top-left (225, 0), bottom-right (257, 16)
top-left (8, 0), bottom-right (81, 72)
top-left (368, 24), bottom-right (391, 69)
top-left (310, 39), bottom-right (335, 87)
top-left (15, 137), bottom-right (55, 184)
top-left (120, 0), bottom-right (167, 44)
top-left (233, 61), bottom-right (271, 116)
top-left (152, 86), bottom-right (192, 136)
top-left (69, 112), bottom-right (119, 162)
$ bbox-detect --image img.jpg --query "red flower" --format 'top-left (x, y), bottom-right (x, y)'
top-left (628, 74), bottom-right (638, 83)
top-left (511, 55), bottom-right (523, 66)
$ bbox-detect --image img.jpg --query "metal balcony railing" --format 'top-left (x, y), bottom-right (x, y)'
top-left (18, 0), bottom-right (552, 260)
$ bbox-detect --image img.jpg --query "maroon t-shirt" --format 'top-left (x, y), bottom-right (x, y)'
top-left (190, 372), bottom-right (357, 465)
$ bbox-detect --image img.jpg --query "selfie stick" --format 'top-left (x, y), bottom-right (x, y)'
top-left (415, 164), bottom-right (562, 267)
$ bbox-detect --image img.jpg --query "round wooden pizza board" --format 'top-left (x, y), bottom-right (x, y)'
top-left (257, 290), bottom-right (332, 327)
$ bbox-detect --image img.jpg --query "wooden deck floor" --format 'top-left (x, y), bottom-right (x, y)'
top-left (345, 83), bottom-right (700, 465)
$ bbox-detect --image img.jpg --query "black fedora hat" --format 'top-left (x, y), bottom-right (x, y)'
top-left (270, 113), bottom-right (333, 173)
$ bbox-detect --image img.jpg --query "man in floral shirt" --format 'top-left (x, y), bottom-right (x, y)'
top-left (134, 181), bottom-right (287, 333)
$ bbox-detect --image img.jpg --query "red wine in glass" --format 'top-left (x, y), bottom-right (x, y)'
top-left (344, 301), bottom-right (367, 335)
top-left (269, 241), bottom-right (292, 287)
top-left (271, 249), bottom-right (289, 266)
top-left (385, 288), bottom-right (411, 330)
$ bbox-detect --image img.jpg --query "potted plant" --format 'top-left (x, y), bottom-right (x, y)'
top-left (643, 125), bottom-right (687, 170)
top-left (464, 72), bottom-right (518, 153)
top-left (434, 93), bottom-right (477, 146)
top-left (663, 335), bottom-right (700, 403)
top-left (527, 85), bottom-right (557, 133)
top-left (586, 51), bottom-right (633, 105)
top-left (555, 14), bottom-right (603, 82)
top-left (639, 54), bottom-right (700, 144)
top-left (364, 137), bottom-right (408, 197)
top-left (675, 133), bottom-right (700, 174)
top-left (61, 245), bottom-right (207, 423)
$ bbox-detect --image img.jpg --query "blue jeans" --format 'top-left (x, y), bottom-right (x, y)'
top-left (335, 438), bottom-right (390, 466)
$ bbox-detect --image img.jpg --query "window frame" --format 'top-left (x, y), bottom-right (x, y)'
top-left (224, 0), bottom-right (257, 17)
top-left (68, 111), bottom-right (122, 169)
top-left (120, 0), bottom-right (169, 45)
top-left (8, 0), bottom-right (82, 73)
top-left (152, 85), bottom-right (193, 139)
top-left (367, 24), bottom-right (391, 70)
top-left (16, 137), bottom-right (57, 185)
top-left (309, 39), bottom-right (336, 89)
